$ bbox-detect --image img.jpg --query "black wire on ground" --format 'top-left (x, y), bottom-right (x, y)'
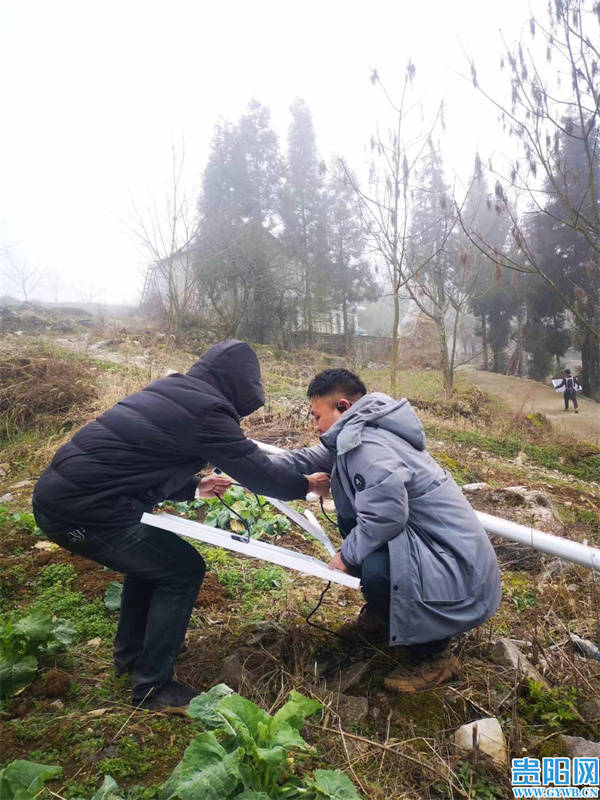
top-left (213, 478), bottom-right (363, 676)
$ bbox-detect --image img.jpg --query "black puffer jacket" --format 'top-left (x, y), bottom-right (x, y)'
top-left (33, 341), bottom-right (308, 532)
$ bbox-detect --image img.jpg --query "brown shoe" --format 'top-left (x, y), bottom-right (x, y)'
top-left (336, 606), bottom-right (387, 644)
top-left (384, 654), bottom-right (459, 693)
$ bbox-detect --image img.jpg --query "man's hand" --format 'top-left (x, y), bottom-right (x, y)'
top-left (328, 551), bottom-right (349, 573)
top-left (305, 472), bottom-right (330, 497)
top-left (197, 474), bottom-right (232, 498)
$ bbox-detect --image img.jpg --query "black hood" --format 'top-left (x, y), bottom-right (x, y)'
top-left (187, 340), bottom-right (265, 417)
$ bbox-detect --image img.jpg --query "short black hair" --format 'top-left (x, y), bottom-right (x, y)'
top-left (307, 368), bottom-right (367, 399)
top-left (564, 368), bottom-right (571, 374)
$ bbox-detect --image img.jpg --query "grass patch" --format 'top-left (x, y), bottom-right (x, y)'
top-left (32, 563), bottom-right (115, 642)
top-left (502, 571), bottom-right (539, 612)
top-left (430, 451), bottom-right (479, 485)
top-left (448, 430), bottom-right (600, 482)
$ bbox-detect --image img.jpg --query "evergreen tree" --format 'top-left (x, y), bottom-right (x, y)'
top-left (527, 120), bottom-right (600, 395)
top-left (464, 154), bottom-right (512, 370)
top-left (325, 164), bottom-right (375, 351)
top-left (467, 0), bottom-right (599, 396)
top-left (280, 99), bottom-right (329, 347)
top-left (196, 101), bottom-right (294, 342)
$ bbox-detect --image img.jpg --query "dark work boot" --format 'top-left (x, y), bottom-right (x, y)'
top-left (384, 654), bottom-right (459, 693)
top-left (134, 680), bottom-right (198, 710)
top-left (336, 605), bottom-right (387, 644)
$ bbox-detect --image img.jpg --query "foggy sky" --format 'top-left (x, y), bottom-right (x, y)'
top-left (0, 0), bottom-right (533, 305)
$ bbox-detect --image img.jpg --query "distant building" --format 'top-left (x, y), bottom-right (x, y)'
top-left (310, 305), bottom-right (365, 336)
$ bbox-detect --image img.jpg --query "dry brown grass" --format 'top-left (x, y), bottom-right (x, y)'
top-left (0, 343), bottom-right (96, 438)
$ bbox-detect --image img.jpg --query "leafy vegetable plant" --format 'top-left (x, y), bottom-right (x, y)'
top-left (0, 688), bottom-right (363, 799)
top-left (104, 581), bottom-right (123, 611)
top-left (171, 487), bottom-right (292, 539)
top-left (160, 684), bottom-right (363, 799)
top-left (0, 509), bottom-right (42, 536)
top-left (0, 759), bottom-right (62, 800)
top-left (0, 608), bottom-right (75, 704)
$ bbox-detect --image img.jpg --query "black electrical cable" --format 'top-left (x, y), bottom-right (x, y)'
top-left (212, 476), bottom-right (361, 676)
top-left (319, 496), bottom-right (339, 530)
top-left (306, 580), bottom-right (377, 680)
top-left (213, 492), bottom-right (252, 543)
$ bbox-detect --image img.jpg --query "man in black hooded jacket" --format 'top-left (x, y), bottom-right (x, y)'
top-left (33, 340), bottom-right (328, 709)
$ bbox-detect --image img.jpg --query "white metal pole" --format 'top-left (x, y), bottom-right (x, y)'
top-left (476, 511), bottom-right (600, 572)
top-left (252, 439), bottom-right (600, 573)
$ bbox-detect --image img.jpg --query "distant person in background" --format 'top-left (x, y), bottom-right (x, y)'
top-left (555, 368), bottom-right (581, 413)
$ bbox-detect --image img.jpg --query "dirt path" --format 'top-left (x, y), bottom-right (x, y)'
top-left (461, 367), bottom-right (600, 445)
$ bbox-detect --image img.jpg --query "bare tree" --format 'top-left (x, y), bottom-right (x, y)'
top-left (464, 0), bottom-right (599, 394)
top-left (134, 142), bottom-right (199, 336)
top-left (401, 143), bottom-right (492, 392)
top-left (1, 255), bottom-right (47, 302)
top-left (340, 64), bottom-right (449, 393)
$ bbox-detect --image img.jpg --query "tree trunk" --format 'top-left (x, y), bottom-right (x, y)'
top-left (481, 314), bottom-right (489, 370)
top-left (516, 305), bottom-right (524, 378)
top-left (390, 289), bottom-right (400, 395)
top-left (304, 262), bottom-right (313, 349)
top-left (436, 318), bottom-right (452, 393)
top-left (342, 295), bottom-right (351, 355)
top-left (580, 329), bottom-right (600, 401)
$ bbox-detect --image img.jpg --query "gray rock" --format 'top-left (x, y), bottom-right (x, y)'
top-left (327, 659), bottom-right (374, 693)
top-left (245, 621), bottom-right (286, 647)
top-left (489, 487), bottom-right (553, 521)
top-left (462, 482), bottom-right (489, 493)
top-left (558, 735), bottom-right (600, 758)
top-left (335, 694), bottom-right (369, 725)
top-left (489, 638), bottom-right (549, 687)
top-left (0, 493), bottom-right (14, 503)
top-left (492, 486), bottom-right (528, 505)
top-left (219, 652), bottom-right (247, 691)
top-left (523, 490), bottom-right (553, 522)
top-left (579, 698), bottom-right (600, 723)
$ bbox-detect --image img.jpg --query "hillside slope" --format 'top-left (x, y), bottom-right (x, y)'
top-left (462, 367), bottom-right (600, 445)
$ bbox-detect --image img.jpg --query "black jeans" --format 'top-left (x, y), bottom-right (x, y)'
top-left (34, 511), bottom-right (205, 701)
top-left (358, 543), bottom-right (450, 660)
top-left (564, 389), bottom-right (578, 410)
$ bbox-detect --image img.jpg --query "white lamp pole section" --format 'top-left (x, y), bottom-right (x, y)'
top-left (252, 440), bottom-right (600, 573)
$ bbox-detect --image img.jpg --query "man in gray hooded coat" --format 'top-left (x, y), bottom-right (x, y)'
top-left (273, 369), bottom-right (501, 692)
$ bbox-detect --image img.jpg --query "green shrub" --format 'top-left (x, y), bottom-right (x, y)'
top-left (519, 679), bottom-right (581, 730)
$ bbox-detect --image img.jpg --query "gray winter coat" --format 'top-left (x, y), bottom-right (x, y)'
top-left (273, 393), bottom-right (501, 645)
